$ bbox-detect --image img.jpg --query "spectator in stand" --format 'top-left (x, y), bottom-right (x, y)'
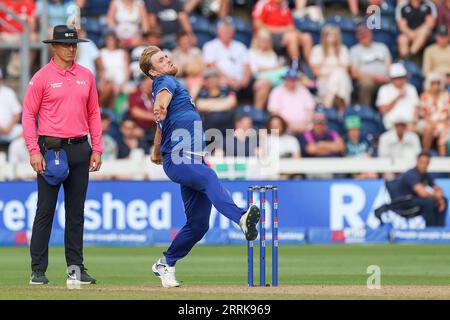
top-left (350, 25), bottom-right (391, 107)
top-left (299, 111), bottom-right (345, 157)
top-left (218, 114), bottom-right (258, 157)
top-left (265, 115), bottom-right (301, 158)
top-left (422, 25), bottom-right (450, 78)
top-left (130, 27), bottom-right (163, 81)
top-left (128, 74), bottom-right (156, 143)
top-left (184, 0), bottom-right (229, 18)
top-left (7, 136), bottom-right (28, 164)
top-left (378, 117), bottom-right (422, 160)
top-left (100, 112), bottom-right (119, 160)
top-left (293, 0), bottom-right (324, 22)
top-left (172, 31), bottom-right (203, 77)
top-left (396, 0), bottom-right (437, 59)
top-left (0, 0), bottom-right (37, 40)
top-left (98, 31), bottom-right (131, 109)
top-left (249, 28), bottom-right (288, 89)
top-left (171, 30), bottom-right (205, 97)
top-left (417, 73), bottom-right (450, 156)
top-left (76, 27), bottom-right (104, 80)
top-left (310, 25), bottom-right (352, 112)
top-left (344, 115), bottom-right (378, 179)
top-left (117, 119), bottom-right (150, 158)
top-left (267, 68), bottom-right (315, 134)
top-left (0, 69), bottom-right (22, 144)
top-left (203, 18), bottom-right (264, 108)
top-left (0, 0), bottom-right (38, 78)
top-left (196, 68), bottom-right (237, 135)
top-left (145, 0), bottom-right (196, 50)
top-left (348, 0), bottom-right (390, 21)
top-left (107, 0), bottom-right (149, 48)
top-left (182, 54), bottom-right (205, 100)
top-left (436, 0), bottom-right (450, 29)
top-left (344, 116), bottom-right (370, 157)
top-left (36, 0), bottom-right (78, 35)
top-left (252, 0), bottom-right (313, 66)
top-left (376, 63), bottom-right (420, 130)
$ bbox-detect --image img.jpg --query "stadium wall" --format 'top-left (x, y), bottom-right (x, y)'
top-left (1, 180), bottom-right (450, 246)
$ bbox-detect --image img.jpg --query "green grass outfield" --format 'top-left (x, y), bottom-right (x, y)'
top-left (1, 244), bottom-right (450, 299)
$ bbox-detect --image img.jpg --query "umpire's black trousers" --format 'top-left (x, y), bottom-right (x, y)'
top-left (30, 137), bottom-right (92, 272)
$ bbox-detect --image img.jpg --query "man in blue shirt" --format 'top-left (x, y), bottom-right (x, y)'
top-left (139, 46), bottom-right (260, 288)
top-left (394, 151), bottom-right (447, 226)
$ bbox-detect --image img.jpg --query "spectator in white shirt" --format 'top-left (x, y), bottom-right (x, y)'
top-left (0, 69), bottom-right (22, 143)
top-left (76, 27), bottom-right (104, 80)
top-left (376, 63), bottom-right (419, 130)
top-left (203, 18), bottom-right (268, 108)
top-left (378, 117), bottom-right (422, 160)
top-left (265, 114), bottom-right (301, 158)
top-left (310, 25), bottom-right (352, 112)
top-left (350, 25), bottom-right (391, 107)
top-left (8, 136), bottom-right (29, 163)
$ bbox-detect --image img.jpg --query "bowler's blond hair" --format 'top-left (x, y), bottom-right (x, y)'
top-left (139, 45), bottom-right (161, 79)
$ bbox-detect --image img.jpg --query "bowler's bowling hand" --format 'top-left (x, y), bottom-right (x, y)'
top-left (30, 153), bottom-right (46, 175)
top-left (154, 105), bottom-right (166, 121)
top-left (90, 152), bottom-right (102, 172)
top-left (151, 151), bottom-right (162, 165)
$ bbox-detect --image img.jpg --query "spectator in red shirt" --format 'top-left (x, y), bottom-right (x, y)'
top-left (252, 0), bottom-right (313, 66)
top-left (0, 0), bottom-right (37, 37)
top-left (128, 74), bottom-right (156, 141)
top-left (0, 0), bottom-right (38, 77)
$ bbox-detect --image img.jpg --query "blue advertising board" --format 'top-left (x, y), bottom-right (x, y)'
top-left (1, 180), bottom-right (450, 245)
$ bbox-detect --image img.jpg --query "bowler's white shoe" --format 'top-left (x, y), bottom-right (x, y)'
top-left (152, 258), bottom-right (180, 288)
top-left (239, 205), bottom-right (260, 241)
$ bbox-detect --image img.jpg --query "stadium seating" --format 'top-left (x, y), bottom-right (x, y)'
top-left (190, 15), bottom-right (216, 49)
top-left (344, 104), bottom-right (385, 140)
top-left (228, 16), bottom-right (253, 47)
top-left (81, 17), bottom-right (107, 47)
top-left (325, 16), bottom-right (357, 48)
top-left (399, 60), bottom-right (424, 93)
top-left (316, 105), bottom-right (345, 136)
top-left (82, 0), bottom-right (111, 17)
top-left (236, 105), bottom-right (269, 130)
top-left (371, 17), bottom-right (398, 59)
top-left (294, 17), bottom-right (322, 45)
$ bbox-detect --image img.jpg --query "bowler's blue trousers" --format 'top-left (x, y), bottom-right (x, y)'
top-left (162, 154), bottom-right (244, 266)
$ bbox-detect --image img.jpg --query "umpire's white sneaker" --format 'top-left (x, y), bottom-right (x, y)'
top-left (239, 205), bottom-right (260, 241)
top-left (152, 258), bottom-right (180, 288)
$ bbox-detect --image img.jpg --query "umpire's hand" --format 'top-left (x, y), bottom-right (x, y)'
top-left (90, 152), bottom-right (102, 172)
top-left (30, 153), bottom-right (46, 175)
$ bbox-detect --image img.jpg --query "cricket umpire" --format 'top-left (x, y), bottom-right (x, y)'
top-left (22, 25), bottom-right (103, 285)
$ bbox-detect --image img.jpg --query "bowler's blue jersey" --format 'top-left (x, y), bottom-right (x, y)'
top-left (152, 75), bottom-right (204, 155)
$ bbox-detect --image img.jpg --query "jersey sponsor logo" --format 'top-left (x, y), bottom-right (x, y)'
top-left (76, 80), bottom-right (86, 85)
top-left (50, 82), bottom-right (63, 88)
